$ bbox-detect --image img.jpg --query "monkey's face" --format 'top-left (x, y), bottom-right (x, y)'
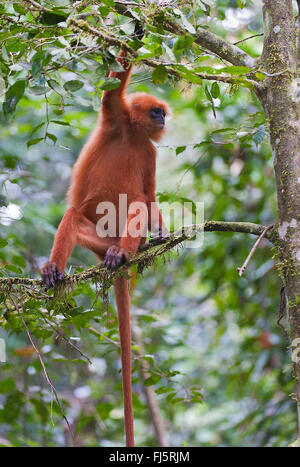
top-left (128, 93), bottom-right (169, 140)
top-left (149, 106), bottom-right (166, 130)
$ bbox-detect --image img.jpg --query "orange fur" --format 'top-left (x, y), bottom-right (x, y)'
top-left (40, 49), bottom-right (169, 447)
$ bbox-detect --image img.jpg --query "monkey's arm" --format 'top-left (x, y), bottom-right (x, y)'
top-left (101, 49), bottom-right (132, 124)
top-left (148, 201), bottom-right (169, 236)
top-left (145, 180), bottom-right (169, 239)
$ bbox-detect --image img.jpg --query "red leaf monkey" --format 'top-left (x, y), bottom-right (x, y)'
top-left (40, 49), bottom-right (169, 446)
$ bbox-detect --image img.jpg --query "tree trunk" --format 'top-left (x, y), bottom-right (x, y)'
top-left (259, 0), bottom-right (300, 445)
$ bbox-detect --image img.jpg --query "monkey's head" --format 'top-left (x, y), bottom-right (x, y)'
top-left (127, 93), bottom-right (169, 141)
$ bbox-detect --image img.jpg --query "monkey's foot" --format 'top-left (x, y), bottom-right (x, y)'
top-left (40, 261), bottom-right (64, 288)
top-left (104, 246), bottom-right (129, 269)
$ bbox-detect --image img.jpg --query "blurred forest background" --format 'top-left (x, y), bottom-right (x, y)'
top-left (0, 0), bottom-right (295, 447)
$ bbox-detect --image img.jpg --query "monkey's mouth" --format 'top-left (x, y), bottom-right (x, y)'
top-left (155, 121), bottom-right (165, 129)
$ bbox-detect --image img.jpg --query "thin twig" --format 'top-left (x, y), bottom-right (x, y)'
top-left (88, 326), bottom-right (119, 347)
top-left (234, 33), bottom-right (264, 45)
top-left (23, 0), bottom-right (51, 12)
top-left (10, 295), bottom-right (77, 447)
top-left (36, 309), bottom-right (92, 364)
top-left (258, 69), bottom-right (288, 77)
top-left (237, 225), bottom-right (273, 277)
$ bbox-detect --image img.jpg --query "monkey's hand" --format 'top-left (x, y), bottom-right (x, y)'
top-left (104, 245), bottom-right (129, 269)
top-left (117, 48), bottom-right (130, 70)
top-left (40, 261), bottom-right (64, 288)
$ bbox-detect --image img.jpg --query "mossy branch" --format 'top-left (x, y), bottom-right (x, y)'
top-left (113, 1), bottom-right (255, 68)
top-left (0, 221), bottom-right (275, 292)
top-left (67, 18), bottom-right (258, 87)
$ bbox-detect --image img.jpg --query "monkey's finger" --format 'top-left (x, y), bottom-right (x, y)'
top-left (41, 266), bottom-right (52, 287)
top-left (56, 270), bottom-right (64, 281)
top-left (45, 271), bottom-right (54, 288)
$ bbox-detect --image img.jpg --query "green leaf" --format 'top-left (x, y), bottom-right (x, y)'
top-left (155, 387), bottom-right (174, 395)
top-left (0, 378), bottom-right (16, 393)
top-left (200, 0), bottom-right (211, 15)
top-left (143, 374), bottom-right (161, 386)
top-left (27, 138), bottom-right (43, 148)
top-left (193, 139), bottom-right (213, 149)
top-left (30, 122), bottom-right (45, 137)
top-left (174, 9), bottom-right (196, 34)
top-left (252, 125), bottom-right (266, 146)
top-left (3, 80), bottom-right (25, 116)
top-left (63, 80), bottom-right (84, 93)
top-left (0, 239), bottom-right (8, 248)
top-left (101, 0), bottom-right (115, 5)
top-left (46, 133), bottom-right (57, 144)
top-left (204, 85), bottom-right (216, 118)
top-left (30, 85), bottom-right (51, 95)
top-left (218, 66), bottom-right (251, 75)
top-left (40, 11), bottom-right (68, 25)
top-left (176, 146), bottom-right (186, 156)
top-left (212, 128), bottom-right (235, 134)
top-left (99, 78), bottom-right (121, 91)
top-left (48, 79), bottom-right (66, 96)
top-left (51, 120), bottom-right (71, 126)
top-left (3, 154), bottom-right (19, 169)
top-left (177, 66), bottom-right (203, 85)
top-left (174, 35), bottom-right (194, 55)
top-left (4, 264), bottom-right (22, 274)
top-left (152, 65), bottom-right (168, 84)
top-left (31, 51), bottom-right (44, 78)
top-left (13, 3), bottom-right (26, 14)
top-left (211, 82), bottom-right (220, 99)
top-left (12, 255), bottom-right (26, 268)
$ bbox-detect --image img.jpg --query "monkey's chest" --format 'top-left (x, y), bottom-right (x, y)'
top-left (79, 164), bottom-right (149, 224)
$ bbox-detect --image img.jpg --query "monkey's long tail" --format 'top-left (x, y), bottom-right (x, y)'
top-left (114, 275), bottom-right (134, 447)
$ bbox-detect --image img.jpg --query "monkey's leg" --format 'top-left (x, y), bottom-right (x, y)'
top-left (41, 207), bottom-right (113, 286)
top-left (104, 208), bottom-right (147, 269)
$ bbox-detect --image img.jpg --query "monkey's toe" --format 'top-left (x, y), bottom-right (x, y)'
top-left (104, 246), bottom-right (128, 270)
top-left (40, 261), bottom-right (64, 288)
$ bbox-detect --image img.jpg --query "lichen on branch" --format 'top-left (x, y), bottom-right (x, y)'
top-left (0, 221), bottom-right (275, 295)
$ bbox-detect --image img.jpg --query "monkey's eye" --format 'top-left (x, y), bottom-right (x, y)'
top-left (149, 107), bottom-right (166, 120)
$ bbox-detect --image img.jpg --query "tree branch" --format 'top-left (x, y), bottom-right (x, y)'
top-left (22, 1), bottom-right (255, 69)
top-left (0, 222), bottom-right (276, 291)
top-left (23, 0), bottom-right (51, 12)
top-left (113, 2), bottom-right (255, 68)
top-left (67, 18), bottom-right (258, 87)
top-left (237, 225), bottom-right (272, 276)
